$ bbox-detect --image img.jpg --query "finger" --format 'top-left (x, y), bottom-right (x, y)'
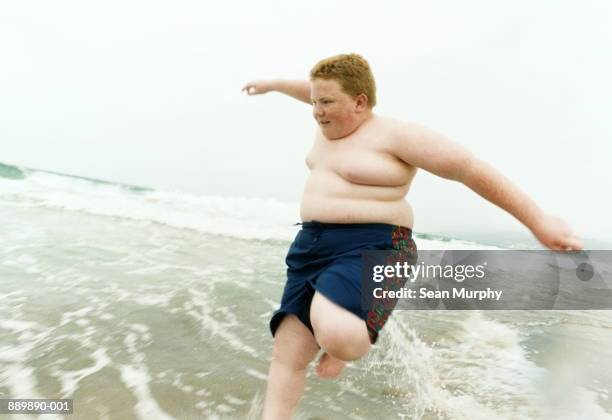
top-left (558, 240), bottom-right (582, 252)
top-left (568, 238), bottom-right (583, 251)
top-left (552, 241), bottom-right (573, 252)
top-left (564, 235), bottom-right (583, 251)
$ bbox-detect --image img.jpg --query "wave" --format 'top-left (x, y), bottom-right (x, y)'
top-left (0, 162), bottom-right (497, 247)
top-left (0, 162), bottom-right (27, 180)
top-left (0, 162), bottom-right (300, 241)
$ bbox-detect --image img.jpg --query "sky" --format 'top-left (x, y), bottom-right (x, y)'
top-left (1, 0), bottom-right (611, 239)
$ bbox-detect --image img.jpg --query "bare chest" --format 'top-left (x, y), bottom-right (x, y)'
top-left (305, 125), bottom-right (414, 187)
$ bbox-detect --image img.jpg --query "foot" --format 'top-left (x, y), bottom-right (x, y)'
top-left (315, 352), bottom-right (346, 379)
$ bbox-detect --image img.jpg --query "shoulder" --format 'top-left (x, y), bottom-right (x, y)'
top-left (375, 117), bottom-right (433, 148)
top-left (367, 115), bottom-right (449, 154)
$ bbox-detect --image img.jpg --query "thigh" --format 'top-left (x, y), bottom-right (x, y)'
top-left (271, 314), bottom-right (320, 369)
top-left (309, 291), bottom-right (370, 348)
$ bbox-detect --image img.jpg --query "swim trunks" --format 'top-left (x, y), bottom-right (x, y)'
top-left (269, 221), bottom-right (417, 344)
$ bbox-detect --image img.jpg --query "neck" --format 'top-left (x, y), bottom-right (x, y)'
top-left (356, 110), bottom-right (374, 126)
top-left (332, 111), bottom-right (374, 139)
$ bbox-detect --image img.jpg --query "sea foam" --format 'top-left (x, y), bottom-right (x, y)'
top-left (0, 162), bottom-right (493, 248)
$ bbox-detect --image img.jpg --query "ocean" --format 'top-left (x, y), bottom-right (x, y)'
top-left (1, 162), bottom-right (611, 419)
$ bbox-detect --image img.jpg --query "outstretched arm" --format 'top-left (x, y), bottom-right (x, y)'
top-left (392, 122), bottom-right (583, 251)
top-left (242, 79), bottom-right (311, 104)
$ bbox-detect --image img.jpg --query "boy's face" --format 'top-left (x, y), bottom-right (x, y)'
top-left (310, 78), bottom-right (367, 140)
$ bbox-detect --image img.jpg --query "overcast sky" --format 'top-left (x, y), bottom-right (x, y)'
top-left (1, 0), bottom-right (610, 239)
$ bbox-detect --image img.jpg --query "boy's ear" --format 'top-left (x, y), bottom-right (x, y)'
top-left (355, 93), bottom-right (369, 111)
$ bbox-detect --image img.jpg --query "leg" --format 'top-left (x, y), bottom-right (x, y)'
top-left (310, 292), bottom-right (372, 377)
top-left (262, 314), bottom-right (319, 420)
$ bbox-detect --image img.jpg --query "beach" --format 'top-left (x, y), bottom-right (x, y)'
top-left (1, 163), bottom-right (611, 419)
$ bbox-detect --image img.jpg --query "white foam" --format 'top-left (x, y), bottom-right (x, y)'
top-left (1, 319), bottom-right (39, 332)
top-left (224, 395), bottom-right (247, 405)
top-left (367, 311), bottom-right (612, 419)
top-left (0, 318), bottom-right (65, 420)
top-left (119, 364), bottom-right (175, 420)
top-left (216, 403), bottom-right (234, 414)
top-left (132, 294), bottom-right (172, 307)
top-left (0, 346), bottom-right (28, 363)
top-left (1, 364), bottom-right (39, 398)
top-left (244, 393), bottom-right (264, 420)
top-left (116, 324), bottom-right (175, 418)
top-left (0, 290), bottom-right (23, 302)
top-left (0, 170), bottom-right (299, 241)
top-left (0, 169), bottom-right (500, 248)
top-left (53, 348), bottom-right (112, 397)
top-left (1, 254), bottom-right (41, 273)
top-left (130, 324), bottom-right (150, 334)
top-left (244, 368), bottom-right (267, 381)
top-left (59, 306), bottom-right (95, 327)
top-left (416, 237), bottom-right (503, 251)
top-left (0, 364), bottom-right (64, 420)
top-left (188, 288), bottom-right (259, 358)
top-left (370, 316), bottom-right (526, 419)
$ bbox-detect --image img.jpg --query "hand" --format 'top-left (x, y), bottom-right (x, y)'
top-left (530, 213), bottom-right (583, 251)
top-left (241, 80), bottom-right (275, 95)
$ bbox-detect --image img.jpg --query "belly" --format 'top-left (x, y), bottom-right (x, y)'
top-left (300, 170), bottom-right (414, 227)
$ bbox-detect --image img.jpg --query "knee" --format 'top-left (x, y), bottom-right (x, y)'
top-left (270, 315), bottom-right (319, 371)
top-left (270, 345), bottom-right (304, 370)
top-left (315, 324), bottom-right (371, 361)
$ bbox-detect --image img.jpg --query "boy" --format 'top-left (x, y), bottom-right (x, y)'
top-left (242, 53), bottom-right (582, 419)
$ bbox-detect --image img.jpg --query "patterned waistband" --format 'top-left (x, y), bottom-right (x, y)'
top-left (296, 221), bottom-right (412, 236)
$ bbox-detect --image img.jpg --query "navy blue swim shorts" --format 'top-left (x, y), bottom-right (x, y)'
top-left (269, 221), bottom-right (417, 344)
